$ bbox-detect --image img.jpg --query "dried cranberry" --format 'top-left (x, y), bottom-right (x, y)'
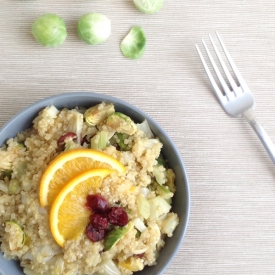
top-left (57, 132), bottom-right (77, 147)
top-left (81, 135), bottom-right (90, 145)
top-left (108, 207), bottom-right (129, 227)
top-left (85, 194), bottom-right (109, 213)
top-left (86, 223), bottom-right (106, 242)
top-left (90, 213), bottom-right (108, 230)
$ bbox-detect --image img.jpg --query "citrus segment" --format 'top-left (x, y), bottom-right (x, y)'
top-left (40, 148), bottom-right (125, 207)
top-left (50, 168), bottom-right (112, 246)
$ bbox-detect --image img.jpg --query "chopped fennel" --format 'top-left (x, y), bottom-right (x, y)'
top-left (90, 130), bottom-right (109, 150)
top-left (137, 119), bottom-right (154, 138)
top-left (148, 196), bottom-right (171, 220)
top-left (132, 217), bottom-right (146, 232)
top-left (152, 164), bottom-right (167, 185)
top-left (95, 259), bottom-right (121, 275)
top-left (0, 180), bottom-right (8, 193)
top-left (67, 110), bottom-right (83, 144)
top-left (137, 195), bottom-right (150, 219)
top-left (161, 213), bottom-right (179, 237)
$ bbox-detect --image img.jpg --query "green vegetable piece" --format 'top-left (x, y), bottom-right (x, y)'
top-left (136, 230), bottom-right (142, 238)
top-left (133, 0), bottom-right (164, 14)
top-left (116, 133), bottom-right (130, 151)
top-left (32, 14), bottom-right (67, 47)
top-left (104, 221), bottom-right (133, 251)
top-left (105, 112), bottom-right (137, 135)
top-left (120, 26), bottom-right (146, 59)
top-left (84, 103), bottom-right (115, 127)
top-left (77, 13), bottom-right (111, 45)
top-left (16, 161), bottom-right (27, 178)
top-left (3, 170), bottom-right (12, 180)
top-left (156, 183), bottom-right (173, 200)
top-left (90, 131), bottom-right (109, 150)
top-left (166, 169), bottom-right (176, 193)
top-left (157, 154), bottom-right (167, 167)
top-left (150, 179), bottom-right (172, 201)
top-left (8, 179), bottom-right (21, 195)
top-left (5, 221), bottom-right (25, 250)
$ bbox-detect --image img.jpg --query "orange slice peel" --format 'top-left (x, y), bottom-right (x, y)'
top-left (49, 168), bottom-right (112, 246)
top-left (39, 148), bottom-right (125, 207)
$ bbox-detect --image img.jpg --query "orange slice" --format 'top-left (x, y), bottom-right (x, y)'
top-left (40, 148), bottom-right (125, 207)
top-left (50, 168), bottom-right (112, 246)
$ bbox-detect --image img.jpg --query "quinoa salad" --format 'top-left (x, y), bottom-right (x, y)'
top-left (0, 102), bottom-right (179, 275)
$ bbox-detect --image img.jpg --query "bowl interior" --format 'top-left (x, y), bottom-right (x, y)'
top-left (0, 92), bottom-right (190, 275)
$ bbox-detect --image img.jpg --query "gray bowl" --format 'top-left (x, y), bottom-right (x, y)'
top-left (0, 92), bottom-right (190, 275)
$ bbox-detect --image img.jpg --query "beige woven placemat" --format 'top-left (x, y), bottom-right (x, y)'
top-left (1, 0), bottom-right (275, 274)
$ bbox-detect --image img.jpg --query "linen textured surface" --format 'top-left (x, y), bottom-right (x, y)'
top-left (1, 1), bottom-right (275, 274)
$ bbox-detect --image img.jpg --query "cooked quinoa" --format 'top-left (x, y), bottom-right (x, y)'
top-left (0, 103), bottom-right (179, 275)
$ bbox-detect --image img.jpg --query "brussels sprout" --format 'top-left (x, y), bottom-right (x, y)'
top-left (105, 112), bottom-right (137, 135)
top-left (8, 178), bottom-right (21, 194)
top-left (120, 26), bottom-right (146, 59)
top-left (84, 103), bottom-right (115, 126)
top-left (133, 0), bottom-right (164, 14)
top-left (32, 14), bottom-right (67, 47)
top-left (5, 221), bottom-right (25, 250)
top-left (77, 13), bottom-right (111, 45)
top-left (104, 221), bottom-right (133, 251)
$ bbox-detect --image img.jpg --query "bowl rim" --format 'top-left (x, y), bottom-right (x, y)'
top-left (0, 92), bottom-right (191, 275)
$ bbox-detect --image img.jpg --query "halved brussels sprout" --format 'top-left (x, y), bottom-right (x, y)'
top-left (105, 112), bottom-right (137, 135)
top-left (5, 221), bottom-right (25, 250)
top-left (120, 26), bottom-right (146, 59)
top-left (84, 103), bottom-right (115, 126)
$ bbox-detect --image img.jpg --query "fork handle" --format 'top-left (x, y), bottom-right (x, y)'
top-left (243, 110), bottom-right (275, 165)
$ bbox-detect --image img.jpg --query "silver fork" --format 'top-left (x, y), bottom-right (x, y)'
top-left (196, 32), bottom-right (275, 165)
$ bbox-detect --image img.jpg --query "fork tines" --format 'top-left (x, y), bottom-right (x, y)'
top-left (196, 32), bottom-right (249, 104)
